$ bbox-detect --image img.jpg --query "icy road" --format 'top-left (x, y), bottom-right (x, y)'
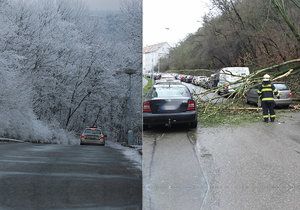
top-left (143, 112), bottom-right (300, 210)
top-left (0, 143), bottom-right (142, 209)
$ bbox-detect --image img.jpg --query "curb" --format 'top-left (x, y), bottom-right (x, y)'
top-left (128, 145), bottom-right (143, 156)
top-left (0, 138), bottom-right (25, 143)
top-left (138, 149), bottom-right (142, 155)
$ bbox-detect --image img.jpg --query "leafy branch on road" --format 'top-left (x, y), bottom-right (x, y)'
top-left (195, 59), bottom-right (300, 126)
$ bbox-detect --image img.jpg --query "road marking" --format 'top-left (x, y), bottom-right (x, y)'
top-left (0, 159), bottom-right (121, 166)
top-left (0, 171), bottom-right (139, 180)
top-left (146, 132), bottom-right (165, 210)
top-left (187, 131), bottom-right (210, 210)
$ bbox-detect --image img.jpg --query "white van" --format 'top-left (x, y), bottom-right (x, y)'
top-left (217, 67), bottom-right (250, 95)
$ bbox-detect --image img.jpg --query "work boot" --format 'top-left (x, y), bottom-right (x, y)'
top-left (270, 117), bottom-right (275, 122)
top-left (264, 118), bottom-right (269, 123)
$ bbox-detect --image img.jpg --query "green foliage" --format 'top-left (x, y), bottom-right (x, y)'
top-left (143, 77), bottom-right (153, 96)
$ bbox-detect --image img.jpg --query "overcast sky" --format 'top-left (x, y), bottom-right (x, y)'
top-left (84, 0), bottom-right (211, 46)
top-left (84, 0), bottom-right (121, 11)
top-left (143, 0), bottom-right (211, 46)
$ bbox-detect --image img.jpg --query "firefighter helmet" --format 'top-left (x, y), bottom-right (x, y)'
top-left (262, 74), bottom-right (271, 81)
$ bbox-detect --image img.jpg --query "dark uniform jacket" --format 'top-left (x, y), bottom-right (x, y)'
top-left (257, 81), bottom-right (279, 101)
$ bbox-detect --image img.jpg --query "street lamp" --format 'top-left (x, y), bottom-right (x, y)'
top-left (124, 68), bottom-right (137, 145)
top-left (124, 68), bottom-right (137, 108)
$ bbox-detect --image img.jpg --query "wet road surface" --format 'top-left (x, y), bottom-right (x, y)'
top-left (197, 112), bottom-right (300, 209)
top-left (143, 111), bottom-right (300, 210)
top-left (143, 126), bottom-right (207, 210)
top-left (0, 143), bottom-right (142, 210)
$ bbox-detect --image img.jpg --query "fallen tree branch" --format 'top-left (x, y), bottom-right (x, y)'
top-left (273, 69), bottom-right (294, 81)
top-left (291, 104), bottom-right (300, 110)
top-left (251, 58), bottom-right (300, 77)
top-left (228, 107), bottom-right (261, 111)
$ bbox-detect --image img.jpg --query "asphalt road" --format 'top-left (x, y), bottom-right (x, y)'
top-left (143, 126), bottom-right (207, 210)
top-left (143, 111), bottom-right (300, 210)
top-left (197, 112), bottom-right (300, 209)
top-left (0, 143), bottom-right (142, 210)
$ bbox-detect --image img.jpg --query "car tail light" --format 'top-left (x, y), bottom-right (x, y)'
top-left (80, 134), bottom-right (86, 139)
top-left (143, 101), bottom-right (152, 113)
top-left (288, 92), bottom-right (292, 98)
top-left (187, 100), bottom-right (196, 111)
top-left (99, 134), bottom-right (105, 141)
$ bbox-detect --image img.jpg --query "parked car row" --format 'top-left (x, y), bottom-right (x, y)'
top-left (175, 74), bottom-right (194, 83)
top-left (174, 74), bottom-right (214, 89)
top-left (144, 72), bottom-right (162, 80)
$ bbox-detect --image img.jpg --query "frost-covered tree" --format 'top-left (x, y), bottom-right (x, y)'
top-left (0, 0), bottom-right (142, 144)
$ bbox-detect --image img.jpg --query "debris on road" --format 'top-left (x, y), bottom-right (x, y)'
top-left (291, 104), bottom-right (300, 110)
top-left (227, 107), bottom-right (261, 111)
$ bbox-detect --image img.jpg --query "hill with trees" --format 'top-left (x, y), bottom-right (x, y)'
top-left (160, 0), bottom-right (300, 72)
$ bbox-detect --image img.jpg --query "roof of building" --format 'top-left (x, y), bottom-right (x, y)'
top-left (143, 42), bottom-right (170, 54)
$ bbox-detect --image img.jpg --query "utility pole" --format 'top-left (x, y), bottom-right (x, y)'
top-left (124, 68), bottom-right (137, 145)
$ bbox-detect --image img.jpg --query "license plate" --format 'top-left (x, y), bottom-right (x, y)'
top-left (164, 105), bottom-right (176, 110)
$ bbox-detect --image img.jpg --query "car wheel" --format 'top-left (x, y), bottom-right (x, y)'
top-left (190, 121), bottom-right (198, 129)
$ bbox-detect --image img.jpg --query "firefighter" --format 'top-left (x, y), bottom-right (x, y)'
top-left (257, 74), bottom-right (279, 122)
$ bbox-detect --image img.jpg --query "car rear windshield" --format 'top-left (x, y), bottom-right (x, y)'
top-left (151, 86), bottom-right (191, 98)
top-left (274, 83), bottom-right (289, 91)
top-left (83, 129), bottom-right (101, 135)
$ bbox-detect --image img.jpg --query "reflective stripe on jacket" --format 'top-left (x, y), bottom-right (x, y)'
top-left (257, 82), bottom-right (279, 101)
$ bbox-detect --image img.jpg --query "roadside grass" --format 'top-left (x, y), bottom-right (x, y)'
top-left (143, 77), bottom-right (153, 96)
